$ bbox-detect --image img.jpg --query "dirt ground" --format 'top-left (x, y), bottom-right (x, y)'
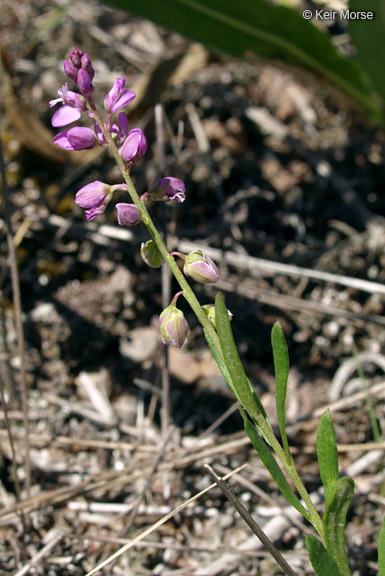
top-left (1, 0), bottom-right (385, 574)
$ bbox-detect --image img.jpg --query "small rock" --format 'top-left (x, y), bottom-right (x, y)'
top-left (29, 303), bottom-right (57, 323)
top-left (119, 326), bottom-right (159, 363)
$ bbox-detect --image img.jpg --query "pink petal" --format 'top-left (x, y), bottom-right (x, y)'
top-left (52, 105), bottom-right (82, 127)
top-left (110, 90), bottom-right (136, 113)
top-left (53, 131), bottom-right (72, 150)
top-left (67, 127), bottom-right (96, 150)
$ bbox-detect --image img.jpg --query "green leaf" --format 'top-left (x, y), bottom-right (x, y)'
top-left (305, 535), bottom-right (343, 576)
top-left (323, 477), bottom-right (355, 576)
top-left (271, 322), bottom-right (291, 460)
top-left (378, 516), bottom-right (385, 576)
top-left (243, 412), bottom-right (310, 520)
top-left (203, 328), bottom-right (237, 398)
top-left (349, 0), bottom-right (385, 105)
top-left (101, 0), bottom-right (381, 119)
top-left (214, 294), bottom-right (261, 421)
top-left (317, 410), bottom-right (339, 505)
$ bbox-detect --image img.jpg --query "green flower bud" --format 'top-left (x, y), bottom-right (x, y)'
top-left (202, 304), bottom-right (233, 330)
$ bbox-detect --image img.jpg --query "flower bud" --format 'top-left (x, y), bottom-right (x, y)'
top-left (64, 49), bottom-right (95, 86)
top-left (75, 181), bottom-right (112, 221)
top-left (183, 250), bottom-right (219, 284)
top-left (202, 304), bottom-right (233, 330)
top-left (64, 48), bottom-right (83, 82)
top-left (119, 128), bottom-right (147, 165)
top-left (67, 48), bottom-right (83, 69)
top-left (63, 60), bottom-right (78, 83)
top-left (141, 240), bottom-right (164, 268)
top-left (159, 304), bottom-right (188, 348)
top-left (80, 53), bottom-right (94, 81)
top-left (116, 203), bottom-right (141, 226)
top-left (77, 68), bottom-right (94, 98)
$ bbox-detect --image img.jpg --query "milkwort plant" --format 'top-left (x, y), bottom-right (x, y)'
top-left (50, 48), bottom-right (385, 576)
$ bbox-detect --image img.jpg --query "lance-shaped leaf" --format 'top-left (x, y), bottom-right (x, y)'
top-left (306, 535), bottom-right (343, 576)
top-left (101, 0), bottom-right (381, 120)
top-left (214, 293), bottom-right (261, 421)
top-left (323, 477), bottom-right (355, 576)
top-left (349, 0), bottom-right (385, 105)
top-left (243, 412), bottom-right (310, 520)
top-left (317, 410), bottom-right (339, 505)
top-left (379, 516), bottom-right (385, 576)
top-left (203, 327), bottom-right (237, 398)
top-left (271, 321), bottom-right (291, 460)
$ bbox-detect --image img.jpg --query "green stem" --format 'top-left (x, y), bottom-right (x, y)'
top-left (256, 414), bottom-right (324, 539)
top-left (92, 108), bottom-right (222, 355)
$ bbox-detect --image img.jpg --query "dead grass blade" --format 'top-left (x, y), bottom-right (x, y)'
top-left (0, 136), bottom-right (31, 501)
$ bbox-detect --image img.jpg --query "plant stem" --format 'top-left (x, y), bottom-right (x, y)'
top-left (256, 414), bottom-right (324, 539)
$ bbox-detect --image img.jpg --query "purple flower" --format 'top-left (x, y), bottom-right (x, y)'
top-left (159, 304), bottom-right (188, 348)
top-left (50, 83), bottom-right (86, 127)
top-left (119, 128), bottom-right (147, 165)
top-left (95, 113), bottom-right (129, 147)
top-left (105, 78), bottom-right (136, 113)
top-left (53, 127), bottom-right (96, 150)
top-left (116, 203), bottom-right (141, 226)
top-left (183, 250), bottom-right (219, 284)
top-left (75, 181), bottom-right (112, 221)
top-left (111, 112), bottom-right (129, 144)
top-left (142, 177), bottom-right (185, 203)
top-left (94, 123), bottom-right (108, 147)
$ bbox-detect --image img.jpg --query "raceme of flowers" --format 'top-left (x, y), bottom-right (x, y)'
top-left (50, 47), bottom-right (221, 347)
